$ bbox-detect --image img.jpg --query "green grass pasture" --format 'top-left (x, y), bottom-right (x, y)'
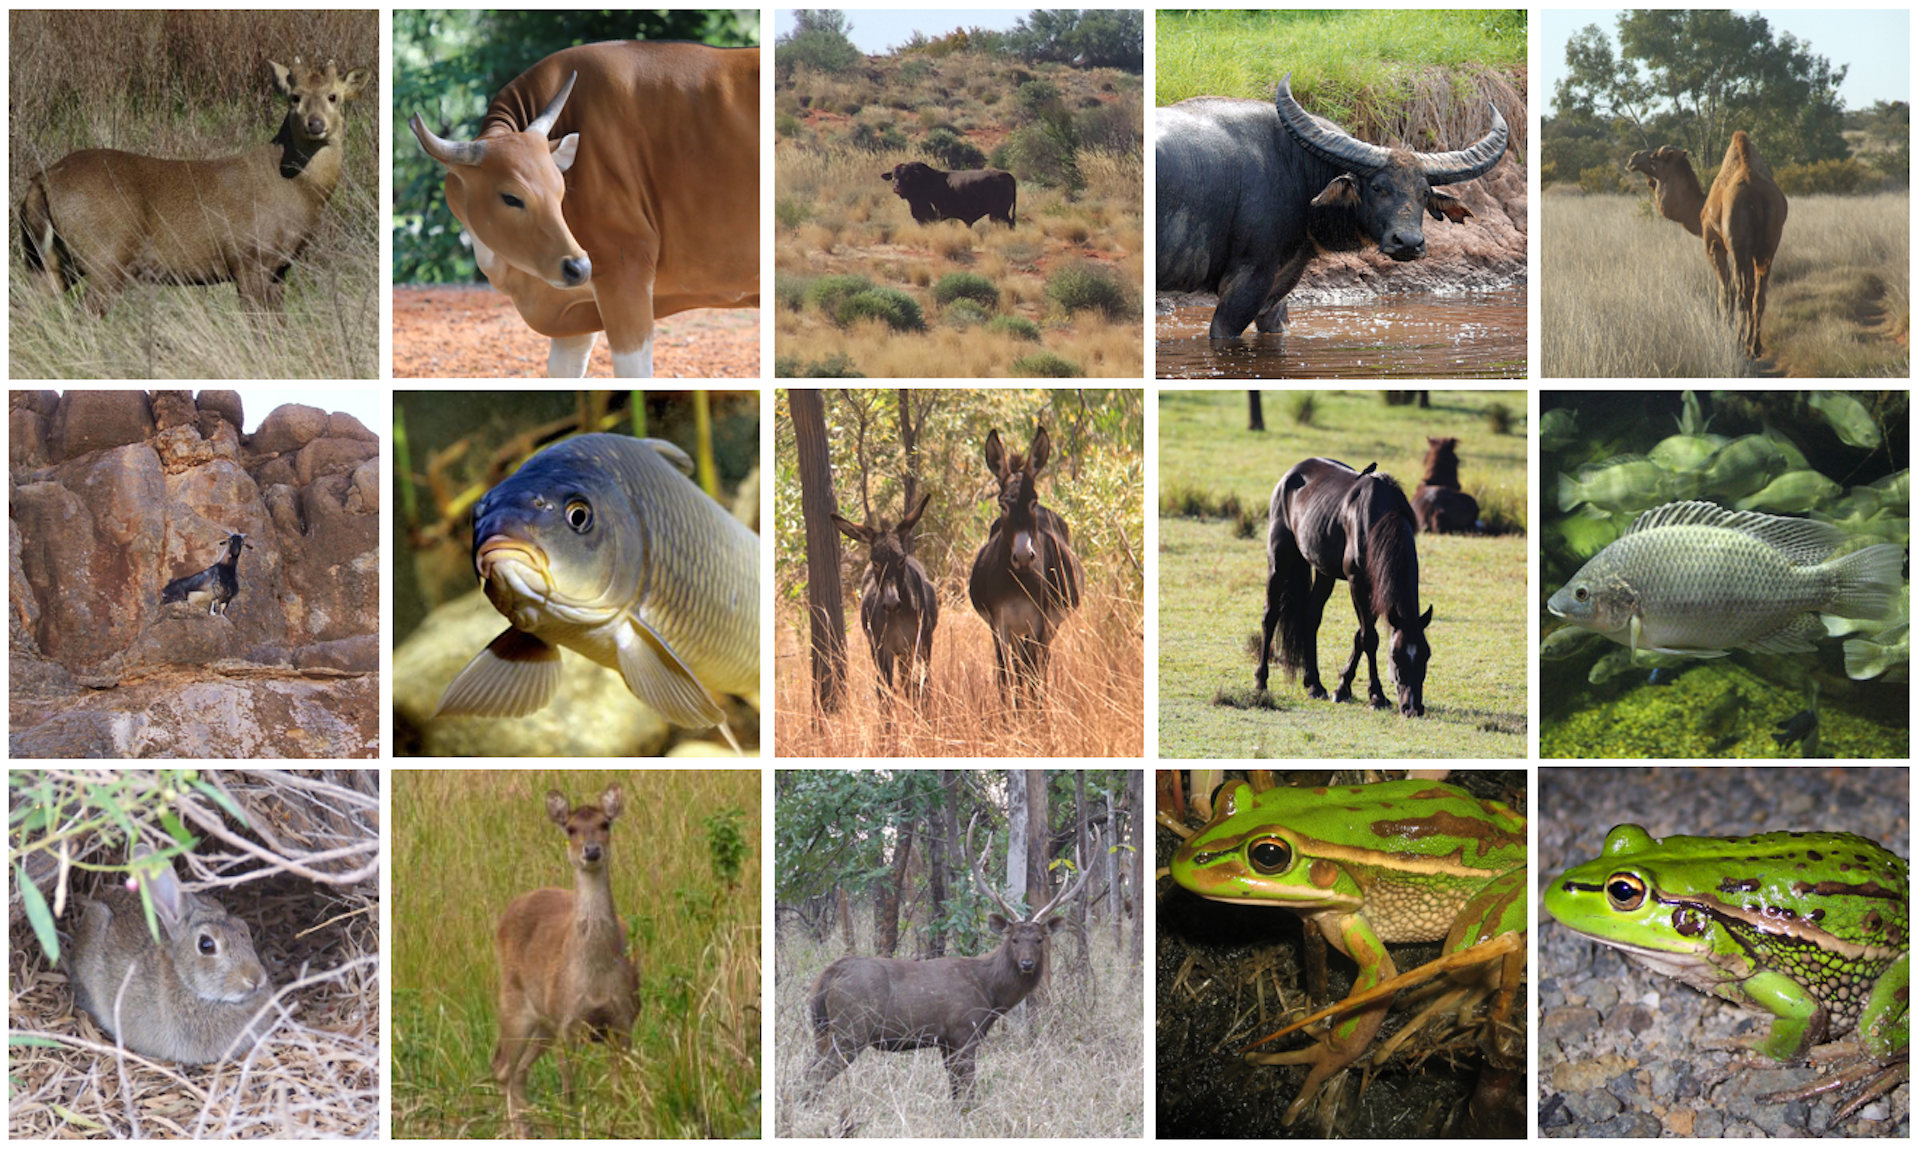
top-left (1158, 389), bottom-right (1528, 758)
top-left (392, 770), bottom-right (760, 1138)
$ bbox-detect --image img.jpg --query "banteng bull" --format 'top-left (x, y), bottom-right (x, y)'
top-left (880, 162), bottom-right (1017, 228)
top-left (411, 42), bottom-right (759, 378)
top-left (802, 823), bottom-right (1090, 1103)
top-left (1157, 72), bottom-right (1509, 341)
top-left (20, 58), bottom-right (369, 316)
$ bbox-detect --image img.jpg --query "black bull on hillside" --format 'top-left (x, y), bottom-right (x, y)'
top-left (1157, 72), bottom-right (1509, 341)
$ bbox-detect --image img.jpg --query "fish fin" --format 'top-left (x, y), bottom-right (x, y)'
top-left (1843, 638), bottom-right (1884, 680)
top-left (614, 616), bottom-right (727, 730)
top-left (1823, 543), bottom-right (1905, 620)
top-left (716, 721), bottom-right (743, 754)
top-left (641, 439), bottom-right (695, 477)
top-left (434, 628), bottom-right (562, 718)
top-left (1742, 614), bottom-right (1826, 655)
top-left (1649, 646), bottom-right (1729, 658)
top-left (1555, 472), bottom-right (1581, 512)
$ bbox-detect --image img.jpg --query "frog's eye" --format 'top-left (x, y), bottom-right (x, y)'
top-left (1248, 838), bottom-right (1292, 875)
top-left (1605, 872), bottom-right (1648, 911)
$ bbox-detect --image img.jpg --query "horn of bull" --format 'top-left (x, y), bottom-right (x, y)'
top-left (964, 814), bottom-right (1091, 924)
top-left (527, 71), bottom-right (578, 138)
top-left (409, 113), bottom-right (487, 167)
top-left (1273, 71), bottom-right (1508, 185)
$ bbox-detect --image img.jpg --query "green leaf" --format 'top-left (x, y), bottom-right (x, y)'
top-left (14, 860), bottom-right (58, 964)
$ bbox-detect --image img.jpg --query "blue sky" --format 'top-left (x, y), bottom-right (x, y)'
top-left (1538, 10), bottom-right (1909, 114)
top-left (776, 9), bottom-right (1032, 55)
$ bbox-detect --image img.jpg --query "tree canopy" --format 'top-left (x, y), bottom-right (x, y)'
top-left (1552, 11), bottom-right (1848, 170)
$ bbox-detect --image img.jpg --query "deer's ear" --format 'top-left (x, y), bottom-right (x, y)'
top-left (1044, 915), bottom-right (1068, 935)
top-left (986, 913), bottom-right (1011, 934)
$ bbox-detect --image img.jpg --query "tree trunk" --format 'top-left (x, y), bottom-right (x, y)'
top-left (898, 388), bottom-right (920, 538)
top-left (1127, 770), bottom-right (1143, 971)
top-left (925, 801), bottom-right (947, 958)
top-left (1106, 785), bottom-right (1121, 955)
top-left (791, 389), bottom-right (847, 712)
top-left (1248, 390), bottom-right (1265, 431)
top-left (876, 818), bottom-right (913, 957)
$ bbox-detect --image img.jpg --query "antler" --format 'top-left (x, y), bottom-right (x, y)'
top-left (964, 812), bottom-right (1091, 922)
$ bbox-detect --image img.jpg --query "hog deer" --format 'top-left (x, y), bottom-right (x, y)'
top-left (831, 491), bottom-right (939, 710)
top-left (802, 821), bottom-right (1090, 1103)
top-left (20, 57), bottom-right (369, 316)
top-left (493, 787), bottom-right (640, 1138)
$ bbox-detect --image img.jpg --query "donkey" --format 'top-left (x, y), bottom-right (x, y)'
top-left (802, 821), bottom-right (1091, 1102)
top-left (20, 57), bottom-right (369, 315)
top-left (1411, 436), bottom-right (1479, 534)
top-left (832, 492), bottom-right (939, 710)
top-left (493, 787), bottom-right (640, 1138)
top-left (968, 427), bottom-right (1083, 706)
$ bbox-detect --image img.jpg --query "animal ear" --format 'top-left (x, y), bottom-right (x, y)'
top-left (600, 787), bottom-right (624, 820)
top-left (270, 60), bottom-right (294, 96)
top-left (1306, 175), bottom-right (1364, 251)
top-left (1045, 914), bottom-right (1068, 935)
top-left (545, 790), bottom-right (572, 827)
top-left (984, 429), bottom-right (1007, 476)
top-left (899, 492), bottom-right (930, 532)
top-left (145, 857), bottom-right (188, 935)
top-left (1421, 604), bottom-right (1434, 627)
top-left (831, 514), bottom-right (872, 544)
top-left (342, 69), bottom-right (371, 99)
top-left (1427, 192), bottom-right (1474, 224)
top-left (986, 912), bottom-right (1011, 934)
top-left (1029, 427), bottom-right (1051, 473)
top-left (551, 133), bottom-right (581, 173)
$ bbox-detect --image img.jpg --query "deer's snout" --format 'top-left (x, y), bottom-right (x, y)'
top-left (582, 842), bottom-right (603, 864)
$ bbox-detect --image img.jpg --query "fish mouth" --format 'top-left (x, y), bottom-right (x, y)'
top-left (476, 535), bottom-right (552, 594)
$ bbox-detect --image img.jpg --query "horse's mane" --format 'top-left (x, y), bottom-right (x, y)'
top-left (1364, 482), bottom-right (1420, 620)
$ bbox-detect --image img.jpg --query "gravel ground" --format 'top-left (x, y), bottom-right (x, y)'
top-left (391, 286), bottom-right (758, 378)
top-left (1538, 765), bottom-right (1910, 1138)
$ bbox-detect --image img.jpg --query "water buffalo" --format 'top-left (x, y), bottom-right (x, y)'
top-left (880, 162), bottom-right (1016, 228)
top-left (1158, 72), bottom-right (1509, 341)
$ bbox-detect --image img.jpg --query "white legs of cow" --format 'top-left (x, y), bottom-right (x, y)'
top-left (611, 337), bottom-right (653, 378)
top-left (547, 332), bottom-right (598, 377)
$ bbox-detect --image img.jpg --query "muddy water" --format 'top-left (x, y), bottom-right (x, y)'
top-left (1157, 287), bottom-right (1528, 380)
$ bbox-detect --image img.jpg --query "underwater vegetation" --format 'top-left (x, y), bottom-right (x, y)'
top-left (1540, 389), bottom-right (1908, 759)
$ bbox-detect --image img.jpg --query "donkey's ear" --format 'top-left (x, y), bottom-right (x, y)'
top-left (1029, 426), bottom-right (1051, 472)
top-left (830, 514), bottom-right (871, 545)
top-left (983, 429), bottom-right (1007, 475)
top-left (900, 491), bottom-right (931, 531)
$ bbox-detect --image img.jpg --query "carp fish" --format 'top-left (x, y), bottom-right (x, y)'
top-left (1546, 500), bottom-right (1904, 659)
top-left (435, 433), bottom-right (759, 748)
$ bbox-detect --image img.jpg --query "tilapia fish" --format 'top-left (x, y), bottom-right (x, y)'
top-left (436, 433), bottom-right (759, 747)
top-left (1546, 500), bottom-right (1904, 658)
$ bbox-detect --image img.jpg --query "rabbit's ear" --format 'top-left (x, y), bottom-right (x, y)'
top-left (147, 861), bottom-right (189, 935)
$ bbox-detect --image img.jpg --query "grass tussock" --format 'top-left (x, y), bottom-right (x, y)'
top-left (391, 771), bottom-right (760, 1139)
top-left (776, 45), bottom-right (1142, 378)
top-left (774, 913), bottom-right (1143, 1138)
top-left (774, 577), bottom-right (1143, 759)
top-left (9, 10), bottom-right (380, 378)
top-left (1544, 193), bottom-right (1908, 378)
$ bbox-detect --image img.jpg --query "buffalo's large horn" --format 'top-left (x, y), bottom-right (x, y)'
top-left (528, 71), bottom-right (578, 138)
top-left (409, 113), bottom-right (487, 166)
top-left (1275, 72), bottom-right (1392, 175)
top-left (1415, 101), bottom-right (1508, 185)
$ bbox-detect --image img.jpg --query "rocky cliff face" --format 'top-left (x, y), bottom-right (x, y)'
top-left (10, 390), bottom-right (379, 757)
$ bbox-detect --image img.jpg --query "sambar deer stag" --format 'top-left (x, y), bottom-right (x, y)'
top-left (802, 822), bottom-right (1090, 1103)
top-left (493, 787), bottom-right (640, 1137)
top-left (831, 492), bottom-right (939, 710)
top-left (20, 57), bottom-right (369, 316)
top-left (968, 427), bottom-right (1083, 707)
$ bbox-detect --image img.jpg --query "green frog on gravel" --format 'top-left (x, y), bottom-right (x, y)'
top-left (1171, 779), bottom-right (1528, 1125)
top-left (1545, 824), bottom-right (1909, 1118)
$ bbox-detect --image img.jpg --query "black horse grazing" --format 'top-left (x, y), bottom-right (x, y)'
top-left (1412, 436), bottom-right (1480, 534)
top-left (831, 493), bottom-right (939, 709)
top-left (1256, 459), bottom-right (1432, 716)
top-left (968, 427), bottom-right (1082, 706)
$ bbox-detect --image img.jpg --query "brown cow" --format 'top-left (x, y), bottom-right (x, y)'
top-left (411, 42), bottom-right (759, 378)
top-left (1626, 134), bottom-right (1788, 359)
top-left (880, 162), bottom-right (1016, 228)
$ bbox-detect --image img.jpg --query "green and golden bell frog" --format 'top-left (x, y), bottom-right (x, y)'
top-left (1545, 825), bottom-right (1908, 1101)
top-left (1170, 779), bottom-right (1529, 1123)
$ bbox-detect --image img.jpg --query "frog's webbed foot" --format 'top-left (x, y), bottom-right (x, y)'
top-left (1756, 1040), bottom-right (1910, 1122)
top-left (1248, 1014), bottom-right (1385, 1126)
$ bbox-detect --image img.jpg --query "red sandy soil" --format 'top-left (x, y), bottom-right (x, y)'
top-left (392, 286), bottom-right (759, 378)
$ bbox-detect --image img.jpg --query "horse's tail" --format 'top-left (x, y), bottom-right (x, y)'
top-left (1271, 533), bottom-right (1313, 676)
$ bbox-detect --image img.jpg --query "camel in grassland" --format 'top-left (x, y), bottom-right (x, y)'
top-left (1625, 133), bottom-right (1789, 359)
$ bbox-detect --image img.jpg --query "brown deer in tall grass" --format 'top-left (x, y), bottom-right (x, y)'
top-left (493, 787), bottom-right (640, 1137)
top-left (19, 57), bottom-right (368, 315)
top-left (802, 821), bottom-right (1090, 1103)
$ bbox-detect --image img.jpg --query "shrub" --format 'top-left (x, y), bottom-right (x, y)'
top-left (1074, 96), bottom-right (1141, 153)
top-left (774, 112), bottom-right (799, 139)
top-left (1580, 164), bottom-right (1626, 195)
top-left (1014, 81), bottom-right (1063, 124)
top-left (1010, 352), bottom-right (1083, 377)
top-left (773, 197), bottom-right (812, 230)
top-left (775, 352), bottom-right (865, 378)
top-left (945, 299), bottom-right (991, 328)
top-left (837, 288), bottom-right (926, 332)
top-left (1775, 157), bottom-right (1876, 196)
top-left (772, 272), bottom-right (809, 312)
top-left (987, 314), bottom-right (1042, 341)
top-left (776, 28), bottom-right (860, 76)
top-left (995, 123), bottom-right (1083, 193)
top-left (848, 122), bottom-right (906, 153)
top-left (923, 127), bottom-right (988, 171)
top-left (1044, 263), bottom-right (1131, 320)
top-left (933, 272), bottom-right (999, 309)
top-left (804, 274), bottom-right (876, 318)
top-left (1287, 391), bottom-right (1316, 426)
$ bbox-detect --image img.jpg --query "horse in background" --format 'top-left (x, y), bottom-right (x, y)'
top-left (1412, 436), bottom-right (1479, 534)
top-left (1256, 458), bottom-right (1432, 717)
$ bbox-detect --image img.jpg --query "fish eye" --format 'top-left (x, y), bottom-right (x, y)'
top-left (565, 500), bottom-right (592, 532)
top-left (1573, 586), bottom-right (1590, 603)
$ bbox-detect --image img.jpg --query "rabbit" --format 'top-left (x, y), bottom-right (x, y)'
top-left (67, 846), bottom-right (276, 1064)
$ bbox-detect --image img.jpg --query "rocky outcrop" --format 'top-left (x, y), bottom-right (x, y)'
top-left (9, 391), bottom-right (379, 758)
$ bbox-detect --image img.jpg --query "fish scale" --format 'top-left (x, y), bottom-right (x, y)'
top-left (1547, 500), bottom-right (1904, 658)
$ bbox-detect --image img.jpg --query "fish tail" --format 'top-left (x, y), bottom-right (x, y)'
top-left (1555, 472), bottom-right (1582, 512)
top-left (1842, 638), bottom-right (1884, 680)
top-left (1824, 543), bottom-right (1905, 621)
